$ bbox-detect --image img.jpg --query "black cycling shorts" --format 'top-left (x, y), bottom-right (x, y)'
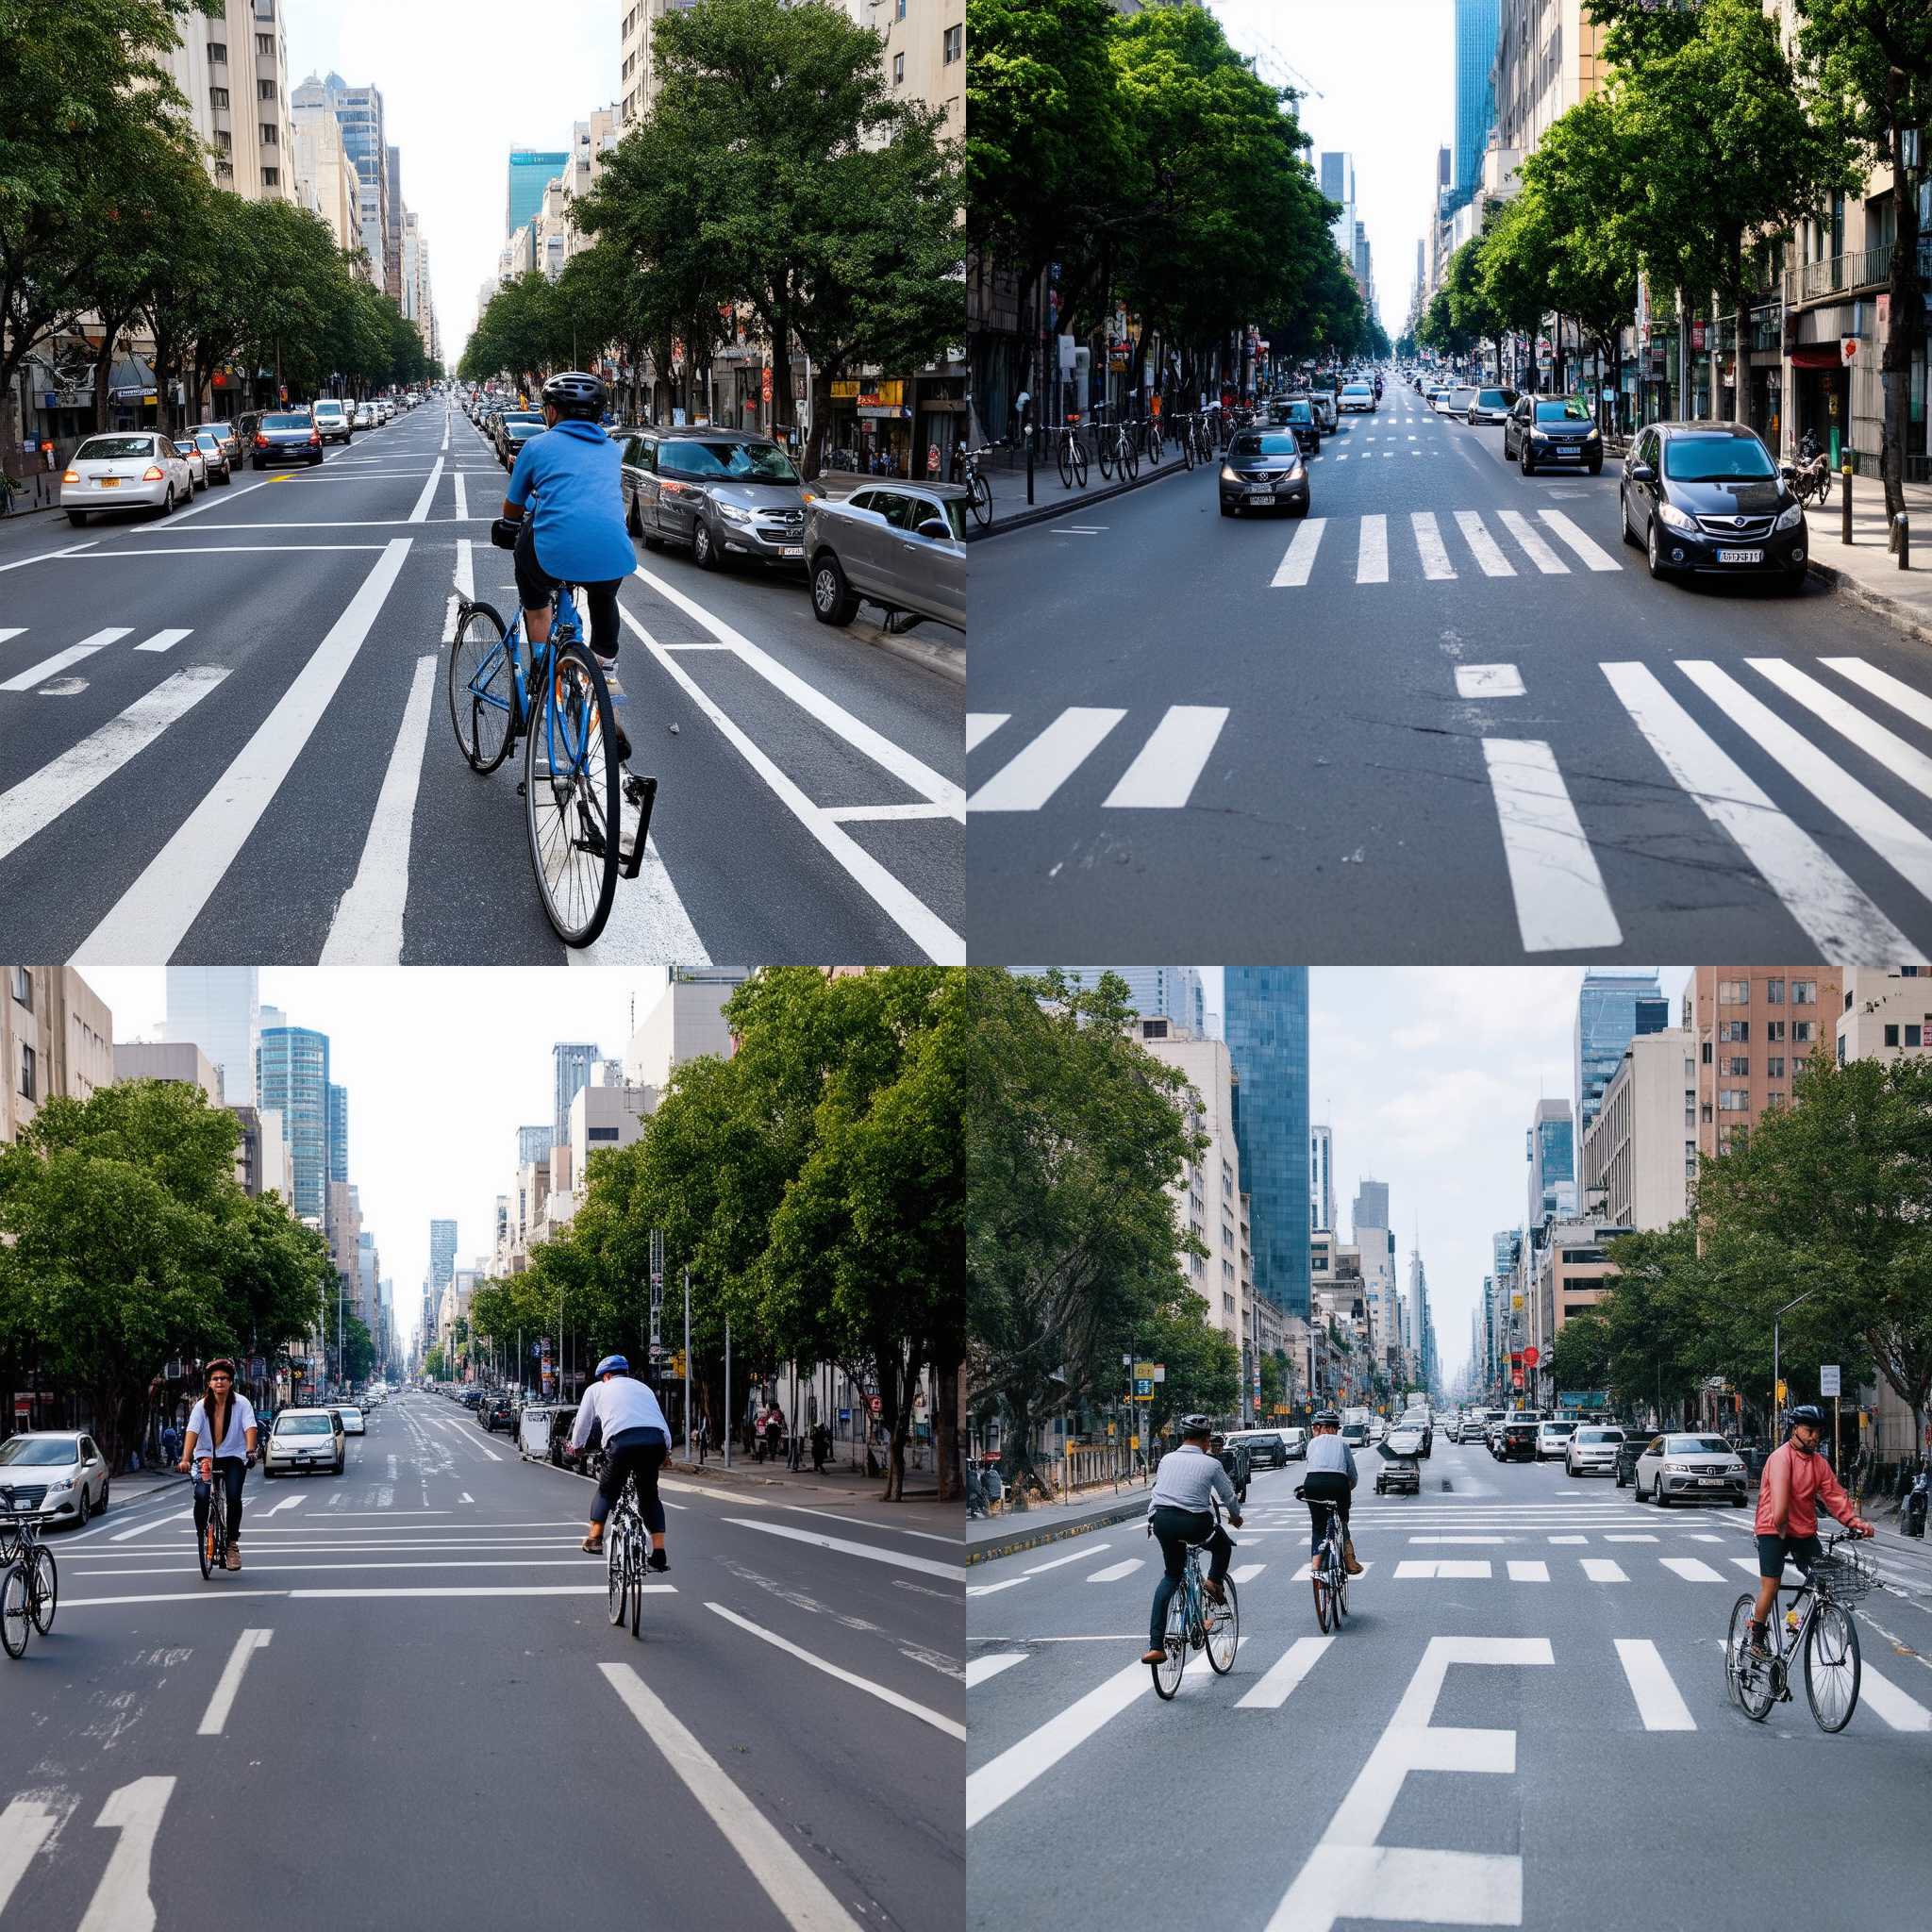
top-left (514, 519), bottom-right (621, 659)
top-left (1757, 1531), bottom-right (1822, 1580)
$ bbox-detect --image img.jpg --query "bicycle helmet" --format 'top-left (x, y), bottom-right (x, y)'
top-left (541, 370), bottom-right (607, 420)
top-left (1311, 1408), bottom-right (1341, 1428)
top-left (1786, 1404), bottom-right (1824, 1431)
top-left (593, 1354), bottom-right (630, 1377)
top-left (1176, 1414), bottom-right (1213, 1440)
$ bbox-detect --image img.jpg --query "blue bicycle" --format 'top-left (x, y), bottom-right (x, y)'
top-left (446, 538), bottom-right (657, 946)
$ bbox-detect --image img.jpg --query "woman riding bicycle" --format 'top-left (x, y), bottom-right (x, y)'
top-left (178, 1359), bottom-right (257, 1573)
top-left (1141, 1415), bottom-right (1241, 1666)
top-left (1303, 1410), bottom-right (1363, 1576)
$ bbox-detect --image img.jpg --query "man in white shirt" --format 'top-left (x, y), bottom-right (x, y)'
top-left (177, 1358), bottom-right (258, 1572)
top-left (569, 1355), bottom-right (671, 1566)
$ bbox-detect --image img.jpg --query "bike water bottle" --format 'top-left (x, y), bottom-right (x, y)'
top-left (1785, 1607), bottom-right (1801, 1636)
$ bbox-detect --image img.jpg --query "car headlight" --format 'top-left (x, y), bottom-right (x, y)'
top-left (44, 1478), bottom-right (72, 1493)
top-left (1774, 502), bottom-right (1804, 531)
top-left (1584, 426), bottom-right (1601, 441)
top-left (1657, 502), bottom-right (1697, 532)
top-left (1665, 1460), bottom-right (1693, 1474)
top-left (1529, 428), bottom-right (1549, 441)
top-left (1221, 466), bottom-right (1241, 485)
top-left (715, 502), bottom-right (754, 525)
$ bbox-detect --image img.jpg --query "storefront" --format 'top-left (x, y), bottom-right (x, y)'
top-left (827, 376), bottom-right (912, 475)
top-left (912, 372), bottom-right (966, 484)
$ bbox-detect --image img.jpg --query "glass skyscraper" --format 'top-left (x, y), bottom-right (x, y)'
top-left (328, 1083), bottom-right (348, 1185)
top-left (428, 1219), bottom-right (458, 1295)
top-left (163, 966), bottom-right (258, 1108)
top-left (507, 150), bottom-right (569, 237)
top-left (258, 1026), bottom-right (330, 1225)
top-left (1224, 969), bottom-right (1310, 1318)
top-left (1574, 970), bottom-right (1669, 1135)
top-left (1011, 967), bottom-right (1206, 1033)
top-left (1527, 1097), bottom-right (1575, 1225)
top-left (518, 1124), bottom-right (555, 1167)
top-left (1453, 0), bottom-right (1500, 201)
top-left (554, 1042), bottom-right (601, 1147)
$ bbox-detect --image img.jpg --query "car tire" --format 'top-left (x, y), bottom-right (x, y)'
top-left (159, 487), bottom-right (175, 517)
top-left (252, 458), bottom-right (263, 471)
top-left (66, 510), bottom-right (89, 527)
top-left (310, 453), bottom-right (323, 466)
top-left (626, 494), bottom-right (642, 538)
top-left (1646, 515), bottom-right (1673, 580)
top-left (75, 1488), bottom-right (89, 1528)
top-left (811, 554), bottom-right (858, 626)
top-left (1656, 1484), bottom-right (1671, 1508)
top-left (692, 517), bottom-right (720, 571)
top-left (1588, 460), bottom-right (1603, 476)
top-left (96, 1481), bottom-right (108, 1514)
top-left (1521, 449), bottom-right (1535, 476)
top-left (1781, 566), bottom-right (1807, 595)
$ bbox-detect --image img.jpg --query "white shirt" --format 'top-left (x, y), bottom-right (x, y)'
top-left (1147, 1443), bottom-right (1238, 1517)
top-left (185, 1394), bottom-right (257, 1462)
top-left (568, 1375), bottom-right (670, 1451)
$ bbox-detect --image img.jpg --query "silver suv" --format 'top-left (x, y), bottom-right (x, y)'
top-left (804, 481), bottom-right (965, 633)
top-left (619, 427), bottom-right (808, 571)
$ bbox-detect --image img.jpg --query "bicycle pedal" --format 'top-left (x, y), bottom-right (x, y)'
top-left (619, 774), bottom-right (658, 879)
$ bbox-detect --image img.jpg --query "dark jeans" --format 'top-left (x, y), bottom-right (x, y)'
top-left (192, 1457), bottom-right (245, 1541)
top-left (1148, 1505), bottom-right (1232, 1650)
top-left (593, 1426), bottom-right (667, 1533)
top-left (1303, 1470), bottom-right (1353, 1557)
top-left (514, 519), bottom-right (621, 658)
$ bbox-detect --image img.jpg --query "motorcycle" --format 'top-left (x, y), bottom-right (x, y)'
top-left (1789, 432), bottom-right (1833, 509)
top-left (1904, 1470), bottom-right (1929, 1539)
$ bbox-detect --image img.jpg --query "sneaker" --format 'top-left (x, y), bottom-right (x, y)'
top-left (1202, 1577), bottom-right (1226, 1605)
top-left (581, 1534), bottom-right (604, 1556)
top-left (225, 1543), bottom-right (241, 1572)
top-left (646, 1549), bottom-right (669, 1574)
top-left (1746, 1621), bottom-right (1770, 1658)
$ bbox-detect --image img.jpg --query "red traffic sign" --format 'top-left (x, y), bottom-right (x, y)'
top-left (1523, 1345), bottom-right (1541, 1367)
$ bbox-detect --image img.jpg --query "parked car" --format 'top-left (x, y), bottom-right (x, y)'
top-left (1227, 1428), bottom-right (1290, 1471)
top-left (1427, 385), bottom-right (1457, 413)
top-left (1565, 1425), bottom-right (1625, 1477)
top-left (1219, 427), bottom-right (1309, 519)
top-left (311, 398), bottom-right (353, 444)
top-left (1341, 1420), bottom-right (1369, 1450)
top-left (1493, 1416), bottom-right (1539, 1461)
top-left (171, 438), bottom-right (208, 493)
top-left (1613, 1433), bottom-right (1655, 1487)
top-left (479, 1391), bottom-right (515, 1434)
top-left (1339, 380), bottom-right (1376, 413)
top-left (1534, 1418), bottom-right (1576, 1461)
top-left (1399, 1410), bottom-right (1434, 1457)
top-left (1504, 393), bottom-right (1603, 475)
top-left (1279, 1426), bottom-right (1308, 1461)
top-left (494, 410), bottom-right (544, 464)
top-left (0, 1431), bottom-right (110, 1525)
top-left (620, 427), bottom-right (809, 572)
top-left (1620, 421), bottom-right (1807, 590)
top-left (262, 1409), bottom-right (343, 1478)
top-left (192, 428), bottom-right (233, 485)
top-left (337, 1405), bottom-right (365, 1436)
top-left (805, 479), bottom-right (965, 633)
top-left (61, 430), bottom-right (192, 525)
top-left (459, 1389), bottom-right (484, 1409)
top-left (1265, 396), bottom-right (1322, 455)
top-left (1308, 391), bottom-right (1338, 434)
top-left (194, 422), bottom-right (243, 466)
top-left (249, 410), bottom-right (324, 469)
top-left (1633, 1431), bottom-right (1749, 1507)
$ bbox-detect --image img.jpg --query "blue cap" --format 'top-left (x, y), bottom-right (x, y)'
top-left (594, 1354), bottom-right (629, 1377)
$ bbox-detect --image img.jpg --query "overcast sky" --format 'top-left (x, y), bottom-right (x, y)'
top-left (1197, 968), bottom-right (1692, 1388)
top-left (1210, 0), bottom-right (1457, 336)
top-left (286, 0), bottom-right (622, 369)
top-left (81, 967), bottom-right (681, 1357)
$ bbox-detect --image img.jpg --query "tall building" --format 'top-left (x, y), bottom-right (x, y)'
top-left (428, 1219), bottom-right (458, 1298)
top-left (1685, 968), bottom-right (1840, 1159)
top-left (327, 1082), bottom-right (348, 1185)
top-left (873, 0), bottom-right (967, 144)
top-left (1224, 970), bottom-right (1311, 1319)
top-left (1318, 151), bottom-right (1357, 268)
top-left (1453, 0), bottom-right (1500, 200)
top-left (620, 0), bottom-right (704, 128)
top-left (386, 143), bottom-right (405, 301)
top-left (1574, 970), bottom-right (1668, 1136)
top-left (1014, 967), bottom-right (1204, 1034)
top-left (163, 966), bottom-right (259, 1108)
top-left (292, 75), bottom-right (389, 280)
top-left (1350, 1178), bottom-right (1397, 1366)
top-left (1308, 1124), bottom-right (1334, 1235)
top-left (162, 0), bottom-right (297, 202)
top-left (625, 970), bottom-right (749, 1091)
top-left (2, 968), bottom-right (112, 1145)
top-left (1836, 968), bottom-right (1932, 1066)
top-left (1526, 1095), bottom-right (1575, 1228)
top-left (517, 1124), bottom-right (554, 1167)
top-left (552, 1042), bottom-right (601, 1149)
top-left (1491, 0), bottom-right (1609, 162)
top-left (258, 1024), bottom-right (329, 1224)
top-left (507, 149), bottom-right (570, 237)
top-left (291, 93), bottom-right (363, 258)
top-left (1580, 1028), bottom-right (1694, 1232)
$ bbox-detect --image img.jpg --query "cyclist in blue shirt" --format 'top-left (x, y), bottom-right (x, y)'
top-left (497, 369), bottom-right (636, 751)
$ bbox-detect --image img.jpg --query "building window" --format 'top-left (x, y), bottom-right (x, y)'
top-left (1766, 1056), bottom-right (1785, 1077)
top-left (1793, 1020), bottom-right (1815, 1042)
top-left (943, 22), bottom-right (962, 62)
top-left (1792, 980), bottom-right (1817, 1004)
top-left (209, 86), bottom-right (230, 108)
top-left (1727, 1057), bottom-right (1749, 1077)
top-left (18, 1043), bottom-right (34, 1103)
top-left (260, 123), bottom-right (276, 144)
top-left (1767, 1091), bottom-right (1785, 1108)
top-left (1719, 1089), bottom-right (1750, 1111)
top-left (214, 128), bottom-right (232, 153)
top-left (1764, 977), bottom-right (1784, 1003)
top-left (258, 77), bottom-right (276, 101)
top-left (892, 51), bottom-right (905, 83)
top-left (261, 166), bottom-right (277, 186)
top-left (896, 0), bottom-right (906, 14)
top-left (210, 40), bottom-right (227, 62)
top-left (587, 1125), bottom-right (620, 1141)
top-left (1908, 1024), bottom-right (1924, 1049)
top-left (1767, 1020), bottom-right (1786, 1041)
top-left (1224, 1292), bottom-right (1236, 1315)
top-left (257, 32), bottom-right (274, 55)
top-left (1701, 1041), bottom-right (1712, 1063)
top-left (1884, 1024), bottom-right (1900, 1048)
top-left (1718, 978), bottom-right (1749, 1004)
top-left (9, 968), bottom-right (28, 1011)
top-left (1719, 1020), bottom-right (1749, 1042)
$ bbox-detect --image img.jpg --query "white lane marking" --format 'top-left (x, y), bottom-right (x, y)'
top-left (1480, 738), bottom-right (1623, 951)
top-left (1409, 1536), bottom-right (1509, 1545)
top-left (967, 707), bottom-right (1124, 812)
top-left (75, 540), bottom-right (412, 961)
top-left (1356, 512), bottom-right (1388, 583)
top-left (719, 1519), bottom-right (961, 1580)
top-left (1457, 664), bottom-right (1524, 698)
top-left (1822, 656), bottom-right (1932, 732)
top-left (968, 1660), bottom-right (1148, 1828)
top-left (290, 1584), bottom-right (662, 1597)
top-left (616, 601), bottom-right (959, 962)
top-left (453, 470), bottom-right (468, 521)
top-left (456, 536), bottom-right (475, 601)
top-left (1496, 508), bottom-right (1569, 573)
top-left (1023, 1546), bottom-right (1105, 1576)
top-left (779, 1507), bottom-right (958, 1545)
top-left (1237, 1634), bottom-right (1332, 1708)
top-left (132, 628), bottom-right (192, 654)
top-left (1748, 657), bottom-right (1932, 800)
top-left (441, 414), bottom-right (450, 453)
top-left (706, 1602), bottom-right (963, 1739)
top-left (1454, 509), bottom-right (1516, 576)
top-left (77, 1776), bottom-right (175, 1932)
top-left (1538, 507), bottom-right (1621, 570)
top-left (1231, 1562), bottom-right (1267, 1584)
top-left (196, 1628), bottom-right (273, 1735)
top-left (1600, 660), bottom-right (1912, 963)
top-left (1581, 1558), bottom-right (1627, 1583)
top-left (966, 1653), bottom-right (1027, 1689)
top-left (1659, 1557), bottom-right (1725, 1582)
top-left (1615, 1639), bottom-right (1695, 1730)
top-left (407, 457), bottom-right (445, 523)
top-left (1103, 706), bottom-right (1227, 808)
top-left (1547, 1534), bottom-right (1588, 1544)
top-left (67, 542), bottom-right (388, 554)
top-left (966, 712), bottom-right (1008, 753)
top-left (1858, 1663), bottom-right (1932, 1731)
top-left (1506, 1560), bottom-right (1549, 1582)
top-left (111, 1507), bottom-right (193, 1543)
top-left (1603, 1534), bottom-right (1658, 1543)
top-left (601, 1661), bottom-right (861, 1932)
top-left (460, 1492), bottom-right (473, 1504)
top-left (0, 541), bottom-right (100, 575)
top-left (1393, 1559), bottom-right (1491, 1578)
top-left (261, 1496), bottom-right (302, 1516)
top-left (1410, 511), bottom-right (1456, 579)
top-left (0, 667), bottom-right (229, 868)
top-left (966, 1576), bottom-right (1024, 1597)
top-left (1686, 1533), bottom-right (1723, 1542)
top-left (0, 626), bottom-right (132, 691)
top-left (1085, 1558), bottom-right (1142, 1583)
top-left (0, 1799), bottom-right (56, 1917)
top-left (1271, 517), bottom-right (1326, 587)
top-left (320, 654), bottom-right (437, 963)
top-left (0, 629), bottom-right (22, 648)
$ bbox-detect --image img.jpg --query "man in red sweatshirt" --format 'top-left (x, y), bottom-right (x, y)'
top-left (1749, 1404), bottom-right (1874, 1652)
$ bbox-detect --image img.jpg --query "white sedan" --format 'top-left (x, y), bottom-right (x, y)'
top-left (338, 1405), bottom-right (366, 1435)
top-left (0, 1430), bottom-right (111, 1525)
top-left (355, 402), bottom-right (377, 429)
top-left (171, 438), bottom-right (208, 493)
top-left (1339, 382), bottom-right (1376, 412)
top-left (61, 430), bottom-right (192, 526)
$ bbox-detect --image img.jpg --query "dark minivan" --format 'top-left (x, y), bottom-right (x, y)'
top-left (1620, 421), bottom-right (1807, 589)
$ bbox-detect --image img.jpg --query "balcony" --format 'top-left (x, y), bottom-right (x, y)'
top-left (1781, 240), bottom-right (1932, 306)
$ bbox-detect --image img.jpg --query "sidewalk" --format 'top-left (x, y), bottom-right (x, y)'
top-left (1800, 472), bottom-right (1932, 645)
top-left (967, 1475), bottom-right (1154, 1564)
top-left (967, 439), bottom-right (1196, 540)
top-left (662, 1446), bottom-right (959, 1540)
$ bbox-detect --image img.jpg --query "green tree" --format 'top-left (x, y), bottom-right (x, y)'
top-left (424, 1344), bottom-right (446, 1381)
top-left (1544, 1308), bottom-right (1613, 1396)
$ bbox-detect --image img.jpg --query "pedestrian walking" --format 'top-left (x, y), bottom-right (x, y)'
top-left (695, 1412), bottom-right (709, 1466)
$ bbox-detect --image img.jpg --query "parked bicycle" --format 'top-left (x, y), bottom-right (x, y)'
top-left (1146, 1521), bottom-right (1239, 1698)
top-left (448, 526), bottom-right (658, 947)
top-left (1790, 431), bottom-right (1834, 508)
top-left (605, 1474), bottom-right (649, 1640)
top-left (0, 1489), bottom-right (57, 1656)
top-left (1724, 1528), bottom-right (1871, 1731)
top-left (1300, 1489), bottom-right (1350, 1633)
top-left (1091, 406), bottom-right (1140, 484)
top-left (957, 441), bottom-right (995, 529)
top-left (1141, 412), bottom-right (1165, 467)
top-left (1053, 416), bottom-right (1090, 491)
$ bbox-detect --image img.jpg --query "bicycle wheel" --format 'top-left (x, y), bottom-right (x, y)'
top-left (1726, 1594), bottom-right (1774, 1721)
top-left (1096, 431), bottom-right (1114, 480)
top-left (448, 605), bottom-right (516, 774)
top-left (1311, 1551), bottom-right (1333, 1633)
top-left (607, 1519), bottom-right (630, 1626)
top-left (524, 640), bottom-right (621, 947)
top-left (1805, 1601), bottom-right (1860, 1733)
top-left (628, 1539), bottom-right (643, 1640)
top-left (197, 1511), bottom-right (214, 1582)
top-left (1181, 425), bottom-right (1196, 472)
top-left (1819, 469), bottom-right (1833, 507)
top-left (1122, 439), bottom-right (1139, 482)
top-left (1205, 1577), bottom-right (1239, 1674)
top-left (1146, 425), bottom-right (1163, 465)
top-left (29, 1547), bottom-right (56, 1635)
top-left (0, 1565), bottom-right (26, 1658)
top-left (1071, 440), bottom-right (1088, 488)
top-left (1151, 1581), bottom-right (1188, 1700)
top-left (969, 471), bottom-right (991, 528)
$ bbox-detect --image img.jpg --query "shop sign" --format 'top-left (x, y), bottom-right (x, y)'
top-left (1690, 322), bottom-right (1707, 351)
top-left (1840, 336), bottom-right (1860, 364)
top-left (760, 366), bottom-right (773, 404)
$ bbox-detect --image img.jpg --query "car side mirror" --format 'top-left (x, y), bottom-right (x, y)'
top-left (916, 518), bottom-right (952, 541)
top-left (1627, 462), bottom-right (1655, 484)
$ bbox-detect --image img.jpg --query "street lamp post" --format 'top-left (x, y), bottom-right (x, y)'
top-left (1774, 1289), bottom-right (1819, 1438)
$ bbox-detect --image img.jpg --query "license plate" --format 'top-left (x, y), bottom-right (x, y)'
top-left (1249, 491), bottom-right (1274, 505)
top-left (98, 476), bottom-right (120, 489)
top-left (1716, 548), bottom-right (1763, 564)
top-left (1552, 448), bottom-right (1578, 458)
top-left (1699, 1476), bottom-right (1724, 1486)
top-left (780, 545), bottom-right (803, 558)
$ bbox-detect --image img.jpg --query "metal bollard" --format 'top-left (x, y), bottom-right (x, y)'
top-left (1897, 511), bottom-right (1910, 570)
top-left (1841, 462), bottom-right (1853, 545)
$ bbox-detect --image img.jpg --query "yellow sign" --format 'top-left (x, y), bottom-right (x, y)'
top-left (1130, 1435), bottom-right (1141, 1451)
top-left (1133, 1360), bottom-right (1157, 1381)
top-left (1106, 1422), bottom-right (1116, 1438)
top-left (1511, 1295), bottom-right (1523, 1310)
top-left (671, 1351), bottom-right (687, 1377)
top-left (1776, 1379), bottom-right (1788, 1402)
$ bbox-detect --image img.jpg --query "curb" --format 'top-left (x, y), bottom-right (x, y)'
top-left (967, 1492), bottom-right (1150, 1565)
top-left (850, 619), bottom-right (965, 684)
top-left (1805, 553), bottom-right (1932, 649)
top-left (968, 448), bottom-right (1198, 540)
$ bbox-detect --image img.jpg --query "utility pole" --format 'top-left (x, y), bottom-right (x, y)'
top-left (682, 1267), bottom-right (691, 1465)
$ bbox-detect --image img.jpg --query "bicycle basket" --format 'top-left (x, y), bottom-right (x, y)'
top-left (1813, 1546), bottom-right (1875, 1602)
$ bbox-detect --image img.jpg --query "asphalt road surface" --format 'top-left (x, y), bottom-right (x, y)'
top-left (966, 1436), bottom-right (1932, 1932)
top-left (968, 387), bottom-right (1932, 963)
top-left (0, 1391), bottom-right (962, 1932)
top-left (0, 404), bottom-right (962, 964)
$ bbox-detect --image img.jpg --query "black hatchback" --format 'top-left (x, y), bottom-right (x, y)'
top-left (1218, 428), bottom-right (1309, 518)
top-left (1619, 421), bottom-right (1807, 589)
top-left (1614, 1432), bottom-right (1659, 1488)
top-left (1504, 394), bottom-right (1603, 475)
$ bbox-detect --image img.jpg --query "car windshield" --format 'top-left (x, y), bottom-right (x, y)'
top-left (264, 414), bottom-right (309, 430)
top-left (0, 1439), bottom-right (75, 1466)
top-left (314, 401), bottom-right (343, 414)
top-left (661, 439), bottom-right (801, 484)
top-left (1576, 1429), bottom-right (1622, 1443)
top-left (173, 441), bottom-right (195, 455)
top-left (503, 412), bottom-right (542, 425)
top-left (1342, 385), bottom-right (1370, 395)
top-left (1536, 398), bottom-right (1591, 423)
top-left (194, 432), bottom-right (221, 448)
top-left (1477, 391), bottom-right (1510, 406)
top-left (1541, 1422), bottom-right (1575, 1435)
top-left (1669, 1435), bottom-right (1735, 1455)
top-left (1663, 435), bottom-right (1774, 482)
top-left (75, 436), bottom-right (156, 459)
top-left (1451, 388), bottom-right (1477, 403)
top-left (1232, 432), bottom-right (1300, 458)
top-left (275, 1416), bottom-right (330, 1436)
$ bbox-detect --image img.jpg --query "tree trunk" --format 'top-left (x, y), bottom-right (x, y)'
top-left (936, 1352), bottom-right (961, 1506)
top-left (1882, 79), bottom-right (1922, 548)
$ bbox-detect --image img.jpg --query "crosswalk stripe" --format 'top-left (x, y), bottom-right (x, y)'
top-left (0, 667), bottom-right (230, 867)
top-left (1271, 517), bottom-right (1325, 587)
top-left (966, 1653), bottom-right (1027, 1689)
top-left (1538, 508), bottom-right (1620, 571)
top-left (1601, 660), bottom-right (1914, 963)
top-left (1678, 659), bottom-right (1932, 902)
top-left (1410, 511), bottom-right (1457, 579)
top-left (1496, 510), bottom-right (1570, 573)
top-left (1580, 1558), bottom-right (1627, 1582)
top-left (1356, 513), bottom-right (1388, 583)
top-left (1480, 738), bottom-right (1623, 951)
top-left (0, 626), bottom-right (131, 691)
top-left (1603, 1534), bottom-right (1657, 1543)
top-left (1507, 1560), bottom-right (1549, 1581)
top-left (1858, 1663), bottom-right (1932, 1731)
top-left (967, 708), bottom-right (1124, 812)
top-left (0, 629), bottom-right (24, 648)
top-left (1231, 1562), bottom-right (1267, 1585)
top-left (1454, 510), bottom-right (1516, 576)
top-left (1660, 1557), bottom-right (1726, 1582)
top-left (1236, 1634), bottom-right (1332, 1709)
top-left (1085, 1559), bottom-right (1142, 1583)
top-left (1394, 1559), bottom-right (1491, 1578)
top-left (1615, 1639), bottom-right (1696, 1729)
top-left (132, 628), bottom-right (192, 654)
top-left (966, 712), bottom-right (1009, 754)
top-left (1103, 706), bottom-right (1226, 808)
top-left (1821, 656), bottom-right (1932, 733)
top-left (1747, 657), bottom-right (1932, 801)
top-left (967, 1660), bottom-right (1148, 1828)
